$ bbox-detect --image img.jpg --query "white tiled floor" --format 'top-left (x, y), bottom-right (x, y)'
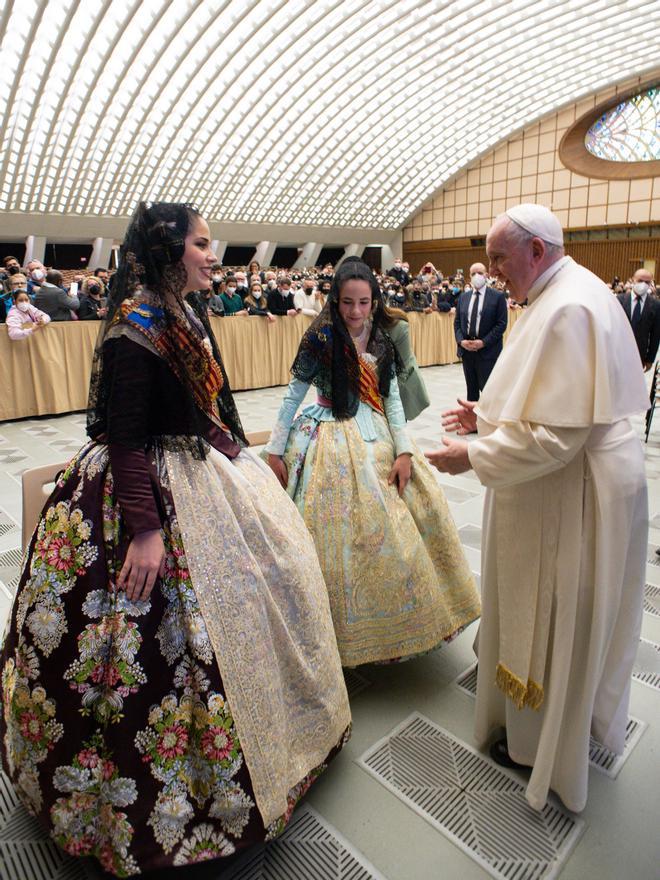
top-left (1, 364), bottom-right (659, 879)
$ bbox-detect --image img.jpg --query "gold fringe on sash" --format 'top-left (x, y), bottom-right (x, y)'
top-left (495, 662), bottom-right (544, 711)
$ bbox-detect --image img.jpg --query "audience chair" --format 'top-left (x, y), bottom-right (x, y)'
top-left (21, 461), bottom-right (68, 552)
top-left (245, 430), bottom-right (270, 446)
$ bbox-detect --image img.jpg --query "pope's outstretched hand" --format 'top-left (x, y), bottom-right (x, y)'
top-left (425, 399), bottom-right (476, 475)
top-left (425, 436), bottom-right (471, 474)
top-left (441, 398), bottom-right (478, 435)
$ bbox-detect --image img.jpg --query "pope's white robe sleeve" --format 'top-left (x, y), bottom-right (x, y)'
top-left (468, 421), bottom-right (591, 490)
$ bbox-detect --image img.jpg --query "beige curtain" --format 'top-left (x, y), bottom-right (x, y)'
top-left (0, 311), bottom-right (521, 421)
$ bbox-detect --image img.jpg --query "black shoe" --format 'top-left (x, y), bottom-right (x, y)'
top-left (489, 738), bottom-right (530, 770)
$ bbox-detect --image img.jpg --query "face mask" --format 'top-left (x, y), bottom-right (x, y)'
top-left (252, 289), bottom-right (262, 299)
top-left (32, 269), bottom-right (45, 281)
top-left (226, 286), bottom-right (236, 294)
top-left (268, 280), bottom-right (276, 288)
top-left (395, 294), bottom-right (405, 303)
top-left (211, 274), bottom-right (222, 282)
top-left (88, 285), bottom-right (101, 295)
top-left (17, 301), bottom-right (30, 312)
top-left (471, 273), bottom-right (486, 290)
top-left (633, 281), bottom-right (649, 297)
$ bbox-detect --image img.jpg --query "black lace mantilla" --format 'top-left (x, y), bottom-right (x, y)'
top-left (291, 303), bottom-right (398, 419)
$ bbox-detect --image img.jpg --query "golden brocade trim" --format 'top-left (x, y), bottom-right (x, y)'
top-left (299, 415), bottom-right (480, 666)
top-left (162, 447), bottom-right (351, 826)
top-left (495, 662), bottom-right (544, 711)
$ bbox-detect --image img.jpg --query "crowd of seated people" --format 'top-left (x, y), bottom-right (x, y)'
top-left (2, 252), bottom-right (657, 343)
top-left (0, 257), bottom-right (113, 334)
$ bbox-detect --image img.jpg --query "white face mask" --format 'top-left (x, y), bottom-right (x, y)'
top-left (226, 286), bottom-right (236, 294)
top-left (252, 289), bottom-right (262, 299)
top-left (471, 273), bottom-right (487, 290)
top-left (268, 280), bottom-right (276, 288)
top-left (17, 301), bottom-right (30, 312)
top-left (211, 274), bottom-right (222, 282)
top-left (31, 269), bottom-right (45, 281)
top-left (633, 281), bottom-right (650, 297)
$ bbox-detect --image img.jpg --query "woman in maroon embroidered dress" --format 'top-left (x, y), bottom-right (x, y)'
top-left (0, 203), bottom-right (350, 877)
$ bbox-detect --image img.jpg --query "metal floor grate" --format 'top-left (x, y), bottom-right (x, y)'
top-left (0, 508), bottom-right (20, 542)
top-left (632, 637), bottom-right (660, 691)
top-left (224, 805), bottom-right (387, 880)
top-left (358, 713), bottom-right (583, 880)
top-left (588, 717), bottom-right (647, 778)
top-left (0, 547), bottom-right (23, 596)
top-left (0, 771), bottom-right (90, 880)
top-left (0, 450), bottom-right (28, 465)
top-left (344, 668), bottom-right (371, 699)
top-left (643, 583), bottom-right (660, 617)
top-left (454, 662), bottom-right (478, 698)
top-left (48, 440), bottom-right (81, 455)
top-left (21, 425), bottom-right (59, 437)
top-left (454, 664), bottom-right (646, 779)
top-left (646, 544), bottom-right (660, 566)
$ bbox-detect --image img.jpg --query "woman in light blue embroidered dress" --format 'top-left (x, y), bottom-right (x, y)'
top-left (266, 258), bottom-right (480, 668)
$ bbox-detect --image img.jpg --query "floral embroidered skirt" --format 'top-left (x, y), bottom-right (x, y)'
top-left (282, 411), bottom-right (481, 667)
top-left (0, 441), bottom-right (350, 877)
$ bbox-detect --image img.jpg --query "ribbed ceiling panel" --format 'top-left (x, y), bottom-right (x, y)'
top-left (0, 0), bottom-right (658, 230)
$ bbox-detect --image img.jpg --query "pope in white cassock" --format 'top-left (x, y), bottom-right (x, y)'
top-left (426, 203), bottom-right (648, 813)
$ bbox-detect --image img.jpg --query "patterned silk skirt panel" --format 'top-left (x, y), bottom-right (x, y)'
top-left (282, 412), bottom-right (481, 666)
top-left (0, 441), bottom-right (349, 877)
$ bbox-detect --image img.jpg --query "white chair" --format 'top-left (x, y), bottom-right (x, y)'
top-left (21, 461), bottom-right (69, 552)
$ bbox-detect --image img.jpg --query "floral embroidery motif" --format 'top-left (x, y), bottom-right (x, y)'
top-left (50, 732), bottom-right (138, 877)
top-left (2, 649), bottom-right (63, 813)
top-left (156, 519), bottom-right (213, 666)
top-left (17, 501), bottom-right (98, 656)
top-left (173, 823), bottom-right (235, 865)
top-left (135, 658), bottom-right (252, 852)
top-left (64, 598), bottom-right (147, 725)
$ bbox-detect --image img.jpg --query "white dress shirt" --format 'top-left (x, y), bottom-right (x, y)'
top-left (467, 285), bottom-right (486, 337)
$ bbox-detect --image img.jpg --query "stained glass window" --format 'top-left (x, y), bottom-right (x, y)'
top-left (585, 87), bottom-right (660, 162)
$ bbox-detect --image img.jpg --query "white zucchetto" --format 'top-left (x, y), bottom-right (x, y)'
top-left (505, 203), bottom-right (564, 247)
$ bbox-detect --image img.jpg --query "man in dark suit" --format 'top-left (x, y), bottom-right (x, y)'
top-left (454, 262), bottom-right (508, 401)
top-left (386, 258), bottom-right (410, 286)
top-left (33, 270), bottom-right (80, 321)
top-left (616, 268), bottom-right (660, 372)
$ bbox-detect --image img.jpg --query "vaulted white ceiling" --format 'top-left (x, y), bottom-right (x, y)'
top-left (1, 0), bottom-right (659, 234)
